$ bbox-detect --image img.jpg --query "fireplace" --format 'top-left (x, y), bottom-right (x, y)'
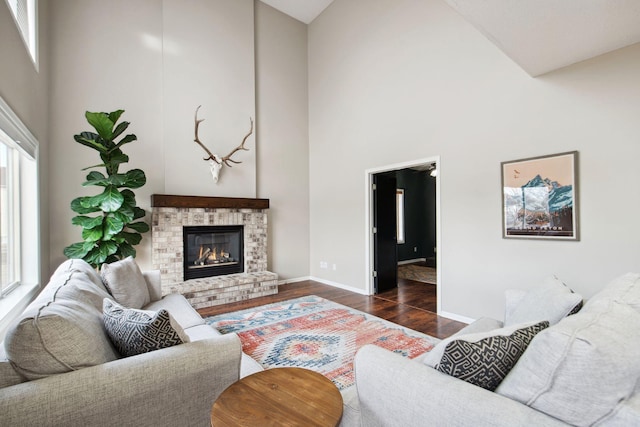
top-left (183, 225), bottom-right (244, 280)
top-left (151, 194), bottom-right (277, 308)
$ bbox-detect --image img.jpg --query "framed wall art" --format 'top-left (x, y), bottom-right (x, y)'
top-left (501, 151), bottom-right (579, 240)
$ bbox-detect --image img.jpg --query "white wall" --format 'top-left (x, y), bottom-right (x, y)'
top-left (48, 0), bottom-right (165, 272)
top-left (255, 1), bottom-right (310, 281)
top-left (162, 0), bottom-right (256, 198)
top-left (0, 0), bottom-right (49, 283)
top-left (48, 0), bottom-right (309, 281)
top-left (308, 0), bottom-right (640, 320)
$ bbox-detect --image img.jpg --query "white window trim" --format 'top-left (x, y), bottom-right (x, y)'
top-left (0, 96), bottom-right (40, 342)
top-left (3, 0), bottom-right (38, 70)
top-left (396, 189), bottom-right (405, 244)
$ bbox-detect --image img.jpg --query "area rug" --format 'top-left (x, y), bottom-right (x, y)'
top-left (205, 295), bottom-right (438, 390)
top-left (398, 264), bottom-right (437, 284)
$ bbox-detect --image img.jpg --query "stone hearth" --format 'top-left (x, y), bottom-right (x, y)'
top-left (151, 194), bottom-right (278, 308)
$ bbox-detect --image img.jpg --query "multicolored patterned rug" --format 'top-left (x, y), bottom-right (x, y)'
top-left (205, 295), bottom-right (438, 390)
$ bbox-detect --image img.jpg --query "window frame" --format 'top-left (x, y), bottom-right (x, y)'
top-left (4, 0), bottom-right (39, 69)
top-left (0, 95), bottom-right (40, 342)
top-left (396, 188), bottom-right (405, 244)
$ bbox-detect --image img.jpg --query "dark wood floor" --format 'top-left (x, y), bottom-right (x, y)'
top-left (197, 277), bottom-right (467, 339)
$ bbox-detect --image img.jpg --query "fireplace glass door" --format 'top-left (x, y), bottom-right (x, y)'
top-left (183, 225), bottom-right (243, 280)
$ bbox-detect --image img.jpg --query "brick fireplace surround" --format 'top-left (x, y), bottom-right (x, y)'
top-left (151, 194), bottom-right (278, 309)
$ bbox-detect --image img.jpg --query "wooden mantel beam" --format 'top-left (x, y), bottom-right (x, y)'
top-left (150, 194), bottom-right (269, 210)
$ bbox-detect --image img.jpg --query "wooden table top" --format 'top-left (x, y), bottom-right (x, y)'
top-left (211, 367), bottom-right (343, 427)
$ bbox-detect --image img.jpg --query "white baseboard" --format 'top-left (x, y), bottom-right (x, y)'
top-left (309, 276), bottom-right (370, 295)
top-left (277, 276), bottom-right (311, 285)
top-left (397, 258), bottom-right (426, 265)
top-left (439, 311), bottom-right (475, 325)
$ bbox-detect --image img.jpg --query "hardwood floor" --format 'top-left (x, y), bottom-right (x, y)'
top-left (197, 278), bottom-right (467, 339)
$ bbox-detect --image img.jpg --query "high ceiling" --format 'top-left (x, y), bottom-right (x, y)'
top-left (259, 0), bottom-right (334, 24)
top-left (260, 0), bottom-right (640, 77)
top-left (444, 0), bottom-right (640, 76)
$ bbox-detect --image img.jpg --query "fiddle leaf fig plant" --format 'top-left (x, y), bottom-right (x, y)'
top-left (63, 110), bottom-right (149, 268)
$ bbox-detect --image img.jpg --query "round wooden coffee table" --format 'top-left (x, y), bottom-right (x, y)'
top-left (211, 367), bottom-right (343, 427)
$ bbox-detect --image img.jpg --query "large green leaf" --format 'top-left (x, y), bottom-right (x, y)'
top-left (103, 215), bottom-right (125, 240)
top-left (71, 215), bottom-right (103, 229)
top-left (79, 195), bottom-right (102, 209)
top-left (82, 171), bottom-right (109, 187)
top-left (133, 207), bottom-right (146, 220)
top-left (110, 134), bottom-right (137, 153)
top-left (122, 169), bottom-right (146, 189)
top-left (112, 209), bottom-right (134, 225)
top-left (82, 225), bottom-right (103, 242)
top-left (120, 231), bottom-right (142, 246)
top-left (88, 186), bottom-right (124, 212)
top-left (107, 150), bottom-right (129, 167)
top-left (111, 121), bottom-right (129, 140)
top-left (71, 197), bottom-right (101, 214)
top-left (85, 174), bottom-right (127, 187)
top-left (117, 242), bottom-right (136, 259)
top-left (108, 110), bottom-right (125, 125)
top-left (85, 241), bottom-right (119, 266)
top-left (63, 241), bottom-right (94, 259)
top-left (74, 132), bottom-right (108, 153)
top-left (86, 111), bottom-right (114, 140)
top-left (127, 221), bottom-right (149, 233)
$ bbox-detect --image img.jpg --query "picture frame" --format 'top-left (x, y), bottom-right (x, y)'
top-left (501, 151), bottom-right (579, 240)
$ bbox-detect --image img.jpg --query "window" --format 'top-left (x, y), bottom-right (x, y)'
top-left (0, 95), bottom-right (38, 307)
top-left (0, 140), bottom-right (20, 296)
top-left (4, 0), bottom-right (38, 66)
top-left (396, 189), bottom-right (405, 244)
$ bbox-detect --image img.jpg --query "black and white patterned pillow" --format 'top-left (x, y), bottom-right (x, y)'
top-left (103, 298), bottom-right (187, 357)
top-left (436, 321), bottom-right (549, 391)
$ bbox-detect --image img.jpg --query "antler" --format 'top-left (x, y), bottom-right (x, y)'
top-left (220, 118), bottom-right (254, 167)
top-left (193, 105), bottom-right (218, 163)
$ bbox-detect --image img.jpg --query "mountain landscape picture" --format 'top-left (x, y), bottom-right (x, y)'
top-left (502, 152), bottom-right (578, 239)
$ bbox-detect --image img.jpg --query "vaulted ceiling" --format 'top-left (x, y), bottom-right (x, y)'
top-left (260, 0), bottom-right (640, 76)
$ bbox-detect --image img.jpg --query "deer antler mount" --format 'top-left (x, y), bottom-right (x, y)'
top-left (193, 105), bottom-right (254, 183)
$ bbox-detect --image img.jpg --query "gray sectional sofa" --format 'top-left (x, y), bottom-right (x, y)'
top-left (344, 273), bottom-right (640, 426)
top-left (0, 258), bottom-right (263, 426)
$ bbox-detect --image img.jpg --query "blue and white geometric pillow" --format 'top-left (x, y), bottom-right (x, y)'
top-left (103, 298), bottom-right (186, 357)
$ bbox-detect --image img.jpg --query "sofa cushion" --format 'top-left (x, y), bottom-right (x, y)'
top-left (144, 293), bottom-right (205, 329)
top-left (0, 346), bottom-right (25, 388)
top-left (433, 321), bottom-right (549, 391)
top-left (103, 298), bottom-right (188, 357)
top-left (100, 256), bottom-right (151, 309)
top-left (496, 273), bottom-right (640, 426)
top-left (4, 269), bottom-right (119, 380)
top-left (504, 276), bottom-right (583, 327)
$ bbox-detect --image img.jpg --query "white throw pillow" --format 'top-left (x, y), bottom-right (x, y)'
top-left (504, 276), bottom-right (582, 327)
top-left (496, 293), bottom-right (640, 426)
top-left (101, 256), bottom-right (151, 309)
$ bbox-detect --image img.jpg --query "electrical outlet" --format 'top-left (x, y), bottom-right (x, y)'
top-left (414, 247), bottom-right (417, 252)
top-left (332, 264), bottom-right (337, 271)
top-left (320, 261), bottom-right (328, 269)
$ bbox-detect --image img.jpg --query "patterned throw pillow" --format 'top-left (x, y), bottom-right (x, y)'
top-left (436, 321), bottom-right (549, 391)
top-left (103, 298), bottom-right (188, 357)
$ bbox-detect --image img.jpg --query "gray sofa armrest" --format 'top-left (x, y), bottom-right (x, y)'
top-left (143, 269), bottom-right (163, 302)
top-left (0, 335), bottom-right (242, 427)
top-left (354, 345), bottom-right (566, 427)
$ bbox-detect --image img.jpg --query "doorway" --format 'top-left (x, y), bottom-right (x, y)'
top-left (365, 157), bottom-right (440, 313)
